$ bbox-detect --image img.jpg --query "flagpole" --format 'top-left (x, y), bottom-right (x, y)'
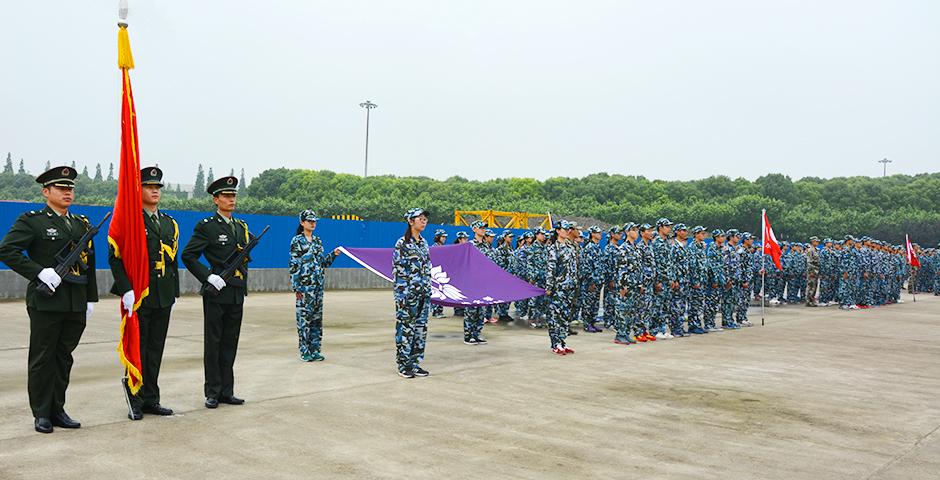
top-left (761, 209), bottom-right (765, 326)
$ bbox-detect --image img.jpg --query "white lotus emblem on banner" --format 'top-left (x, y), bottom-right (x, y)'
top-left (430, 265), bottom-right (467, 301)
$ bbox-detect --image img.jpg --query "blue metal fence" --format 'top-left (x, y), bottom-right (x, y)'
top-left (0, 201), bottom-right (530, 270)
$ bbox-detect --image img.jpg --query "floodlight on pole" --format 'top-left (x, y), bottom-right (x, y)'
top-left (359, 101), bottom-right (378, 177)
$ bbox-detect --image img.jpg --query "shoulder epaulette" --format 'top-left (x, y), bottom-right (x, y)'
top-left (24, 210), bottom-right (40, 217)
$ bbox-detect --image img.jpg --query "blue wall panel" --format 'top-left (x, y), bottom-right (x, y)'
top-left (0, 201), bottom-right (529, 270)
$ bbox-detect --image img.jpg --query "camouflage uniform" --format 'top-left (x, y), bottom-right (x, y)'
top-left (464, 234), bottom-right (492, 340)
top-left (578, 230), bottom-right (605, 329)
top-left (602, 230), bottom-right (623, 328)
top-left (636, 233), bottom-right (657, 336)
top-left (495, 232), bottom-right (515, 319)
top-left (735, 235), bottom-right (754, 324)
top-left (289, 228), bottom-right (336, 359)
top-left (703, 231), bottom-right (726, 330)
top-left (687, 229), bottom-right (708, 331)
top-left (668, 226), bottom-right (691, 335)
top-left (527, 236), bottom-right (550, 325)
top-left (546, 235), bottom-right (579, 349)
top-left (805, 240), bottom-right (821, 306)
top-left (613, 233), bottom-right (640, 342)
top-left (652, 230), bottom-right (674, 334)
top-left (430, 230), bottom-right (448, 318)
top-left (392, 227), bottom-right (432, 374)
top-left (720, 232), bottom-right (741, 328)
top-left (511, 234), bottom-right (532, 318)
top-left (818, 241), bottom-right (837, 304)
top-left (838, 239), bottom-right (860, 307)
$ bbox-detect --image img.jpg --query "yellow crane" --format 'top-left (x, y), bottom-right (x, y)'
top-left (453, 210), bottom-right (551, 229)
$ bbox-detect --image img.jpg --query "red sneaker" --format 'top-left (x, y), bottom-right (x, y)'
top-left (645, 333), bottom-right (657, 342)
top-left (564, 347), bottom-right (575, 354)
top-left (552, 346), bottom-right (567, 355)
top-left (635, 334), bottom-right (648, 342)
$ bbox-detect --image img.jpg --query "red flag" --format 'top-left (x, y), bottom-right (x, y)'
top-left (761, 209), bottom-right (782, 270)
top-left (906, 235), bottom-right (921, 268)
top-left (108, 24), bottom-right (149, 394)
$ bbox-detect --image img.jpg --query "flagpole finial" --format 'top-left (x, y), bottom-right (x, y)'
top-left (119, 0), bottom-right (129, 22)
top-left (117, 0), bottom-right (135, 70)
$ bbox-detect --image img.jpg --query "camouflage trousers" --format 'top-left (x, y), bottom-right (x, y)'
top-left (431, 303), bottom-right (444, 317)
top-left (720, 285), bottom-right (736, 326)
top-left (734, 282), bottom-right (749, 322)
top-left (687, 285), bottom-right (705, 329)
top-left (548, 287), bottom-right (577, 347)
top-left (579, 281), bottom-right (602, 326)
top-left (667, 283), bottom-right (689, 334)
top-left (463, 306), bottom-right (485, 339)
top-left (786, 277), bottom-right (801, 303)
top-left (652, 286), bottom-right (671, 333)
top-left (702, 284), bottom-right (721, 329)
top-left (634, 285), bottom-right (655, 335)
top-left (805, 272), bottom-right (819, 304)
top-left (515, 298), bottom-right (530, 318)
top-left (819, 275), bottom-right (837, 304)
top-left (907, 268), bottom-right (918, 293)
top-left (529, 277), bottom-right (548, 321)
top-left (496, 302), bottom-right (511, 317)
top-left (296, 290), bottom-right (324, 356)
top-left (394, 291), bottom-right (430, 373)
top-left (838, 275), bottom-right (858, 306)
top-left (860, 277), bottom-right (875, 305)
top-left (612, 292), bottom-right (635, 340)
top-left (602, 282), bottom-right (618, 328)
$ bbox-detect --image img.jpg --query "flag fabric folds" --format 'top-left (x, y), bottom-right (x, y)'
top-left (108, 24), bottom-right (149, 394)
top-left (338, 242), bottom-right (546, 307)
top-left (905, 235), bottom-right (920, 268)
top-left (761, 209), bottom-right (782, 270)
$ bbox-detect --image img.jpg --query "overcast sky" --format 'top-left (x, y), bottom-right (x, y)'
top-left (2, 1), bottom-right (937, 186)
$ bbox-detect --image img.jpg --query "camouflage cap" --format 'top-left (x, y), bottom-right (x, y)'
top-left (404, 207), bottom-right (428, 219)
top-left (553, 219), bottom-right (573, 230)
top-left (434, 229), bottom-right (448, 237)
top-left (823, 238), bottom-right (833, 244)
top-left (484, 229), bottom-right (495, 236)
top-left (623, 222), bottom-right (638, 231)
top-left (299, 209), bottom-right (319, 222)
top-left (608, 225), bottom-right (622, 234)
top-left (741, 232), bottom-right (752, 241)
top-left (523, 231), bottom-right (534, 238)
top-left (809, 236), bottom-right (819, 242)
top-left (656, 217), bottom-right (674, 228)
top-left (470, 220), bottom-right (486, 229)
top-left (726, 228), bottom-right (740, 237)
top-left (638, 223), bottom-right (653, 232)
top-left (674, 223), bottom-right (688, 231)
top-left (455, 231), bottom-right (469, 239)
top-left (691, 225), bottom-right (706, 234)
top-left (502, 230), bottom-right (514, 237)
top-left (844, 235), bottom-right (855, 241)
top-left (588, 225), bottom-right (602, 234)
top-left (711, 229), bottom-right (725, 237)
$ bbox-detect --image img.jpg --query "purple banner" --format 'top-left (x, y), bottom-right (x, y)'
top-left (337, 242), bottom-right (546, 307)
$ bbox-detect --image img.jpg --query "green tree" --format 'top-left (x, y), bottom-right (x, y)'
top-left (44, 160), bottom-right (51, 171)
top-left (81, 165), bottom-right (89, 177)
top-left (18, 159), bottom-right (26, 174)
top-left (206, 167), bottom-right (215, 187)
top-left (3, 153), bottom-right (12, 173)
top-left (108, 163), bottom-right (115, 181)
top-left (94, 163), bottom-right (103, 181)
top-left (194, 164), bottom-right (205, 194)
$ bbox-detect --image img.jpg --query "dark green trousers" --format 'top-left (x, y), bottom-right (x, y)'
top-left (26, 308), bottom-right (86, 418)
top-left (127, 306), bottom-right (172, 409)
top-left (203, 299), bottom-right (243, 399)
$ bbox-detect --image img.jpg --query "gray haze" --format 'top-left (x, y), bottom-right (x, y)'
top-left (2, 0), bottom-right (938, 186)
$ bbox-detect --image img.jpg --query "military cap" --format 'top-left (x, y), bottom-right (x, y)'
top-left (36, 165), bottom-right (77, 188)
top-left (588, 225), bottom-right (602, 234)
top-left (623, 222), bottom-right (638, 231)
top-left (726, 228), bottom-right (740, 237)
top-left (691, 225), bottom-right (706, 234)
top-left (502, 230), bottom-right (514, 237)
top-left (638, 223), bottom-right (653, 232)
top-left (140, 166), bottom-right (164, 187)
top-left (456, 231), bottom-right (469, 239)
top-left (523, 231), bottom-right (534, 239)
top-left (299, 209), bottom-right (319, 222)
top-left (207, 176), bottom-right (238, 195)
top-left (484, 229), bottom-right (495, 236)
top-left (674, 223), bottom-right (688, 231)
top-left (711, 229), bottom-right (725, 237)
top-left (844, 235), bottom-right (854, 241)
top-left (824, 238), bottom-right (833, 244)
top-left (608, 225), bottom-right (622, 234)
top-left (569, 221), bottom-right (580, 229)
top-left (553, 220), bottom-right (572, 230)
top-left (809, 236), bottom-right (819, 242)
top-left (470, 220), bottom-right (486, 229)
top-left (404, 207), bottom-right (428, 219)
top-left (656, 217), bottom-right (674, 228)
top-left (535, 228), bottom-right (548, 235)
top-left (741, 232), bottom-right (752, 240)
top-left (434, 229), bottom-right (448, 237)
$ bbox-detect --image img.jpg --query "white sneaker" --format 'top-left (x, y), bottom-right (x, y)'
top-left (655, 332), bottom-right (668, 340)
top-left (897, 299), bottom-right (904, 304)
top-left (850, 305), bottom-right (860, 310)
top-left (706, 327), bottom-right (722, 332)
top-left (740, 320), bottom-right (753, 327)
top-left (664, 332), bottom-right (674, 339)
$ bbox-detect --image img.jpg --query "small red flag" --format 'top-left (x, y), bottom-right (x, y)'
top-left (906, 235), bottom-right (921, 268)
top-left (761, 209), bottom-right (782, 270)
top-left (108, 25), bottom-right (148, 394)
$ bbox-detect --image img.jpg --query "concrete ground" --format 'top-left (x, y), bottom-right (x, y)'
top-left (0, 291), bottom-right (937, 480)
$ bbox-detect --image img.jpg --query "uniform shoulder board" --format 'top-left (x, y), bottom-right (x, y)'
top-left (24, 210), bottom-right (39, 217)
top-left (202, 217), bottom-right (212, 223)
top-left (161, 211), bottom-right (174, 220)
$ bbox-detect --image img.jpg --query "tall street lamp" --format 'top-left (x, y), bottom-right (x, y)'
top-left (878, 157), bottom-right (892, 177)
top-left (359, 101), bottom-right (378, 177)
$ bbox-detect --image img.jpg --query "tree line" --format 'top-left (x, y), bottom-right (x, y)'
top-left (2, 152), bottom-right (938, 245)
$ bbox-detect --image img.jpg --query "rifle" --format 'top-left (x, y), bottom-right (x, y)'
top-left (37, 211), bottom-right (112, 298)
top-left (202, 225), bottom-right (270, 297)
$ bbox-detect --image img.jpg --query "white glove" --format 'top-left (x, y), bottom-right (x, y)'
top-left (207, 274), bottom-right (226, 290)
top-left (86, 302), bottom-right (94, 320)
top-left (122, 290), bottom-right (135, 315)
top-left (38, 268), bottom-right (62, 291)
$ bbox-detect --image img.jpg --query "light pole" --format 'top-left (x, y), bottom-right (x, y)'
top-left (878, 157), bottom-right (892, 177)
top-left (359, 101), bottom-right (378, 177)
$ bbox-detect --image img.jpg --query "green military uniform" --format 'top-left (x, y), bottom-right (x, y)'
top-left (0, 166), bottom-right (98, 430)
top-left (109, 167), bottom-right (180, 416)
top-left (181, 176), bottom-right (251, 405)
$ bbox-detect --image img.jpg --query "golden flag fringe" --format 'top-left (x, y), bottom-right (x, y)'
top-left (118, 24), bottom-right (135, 70)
